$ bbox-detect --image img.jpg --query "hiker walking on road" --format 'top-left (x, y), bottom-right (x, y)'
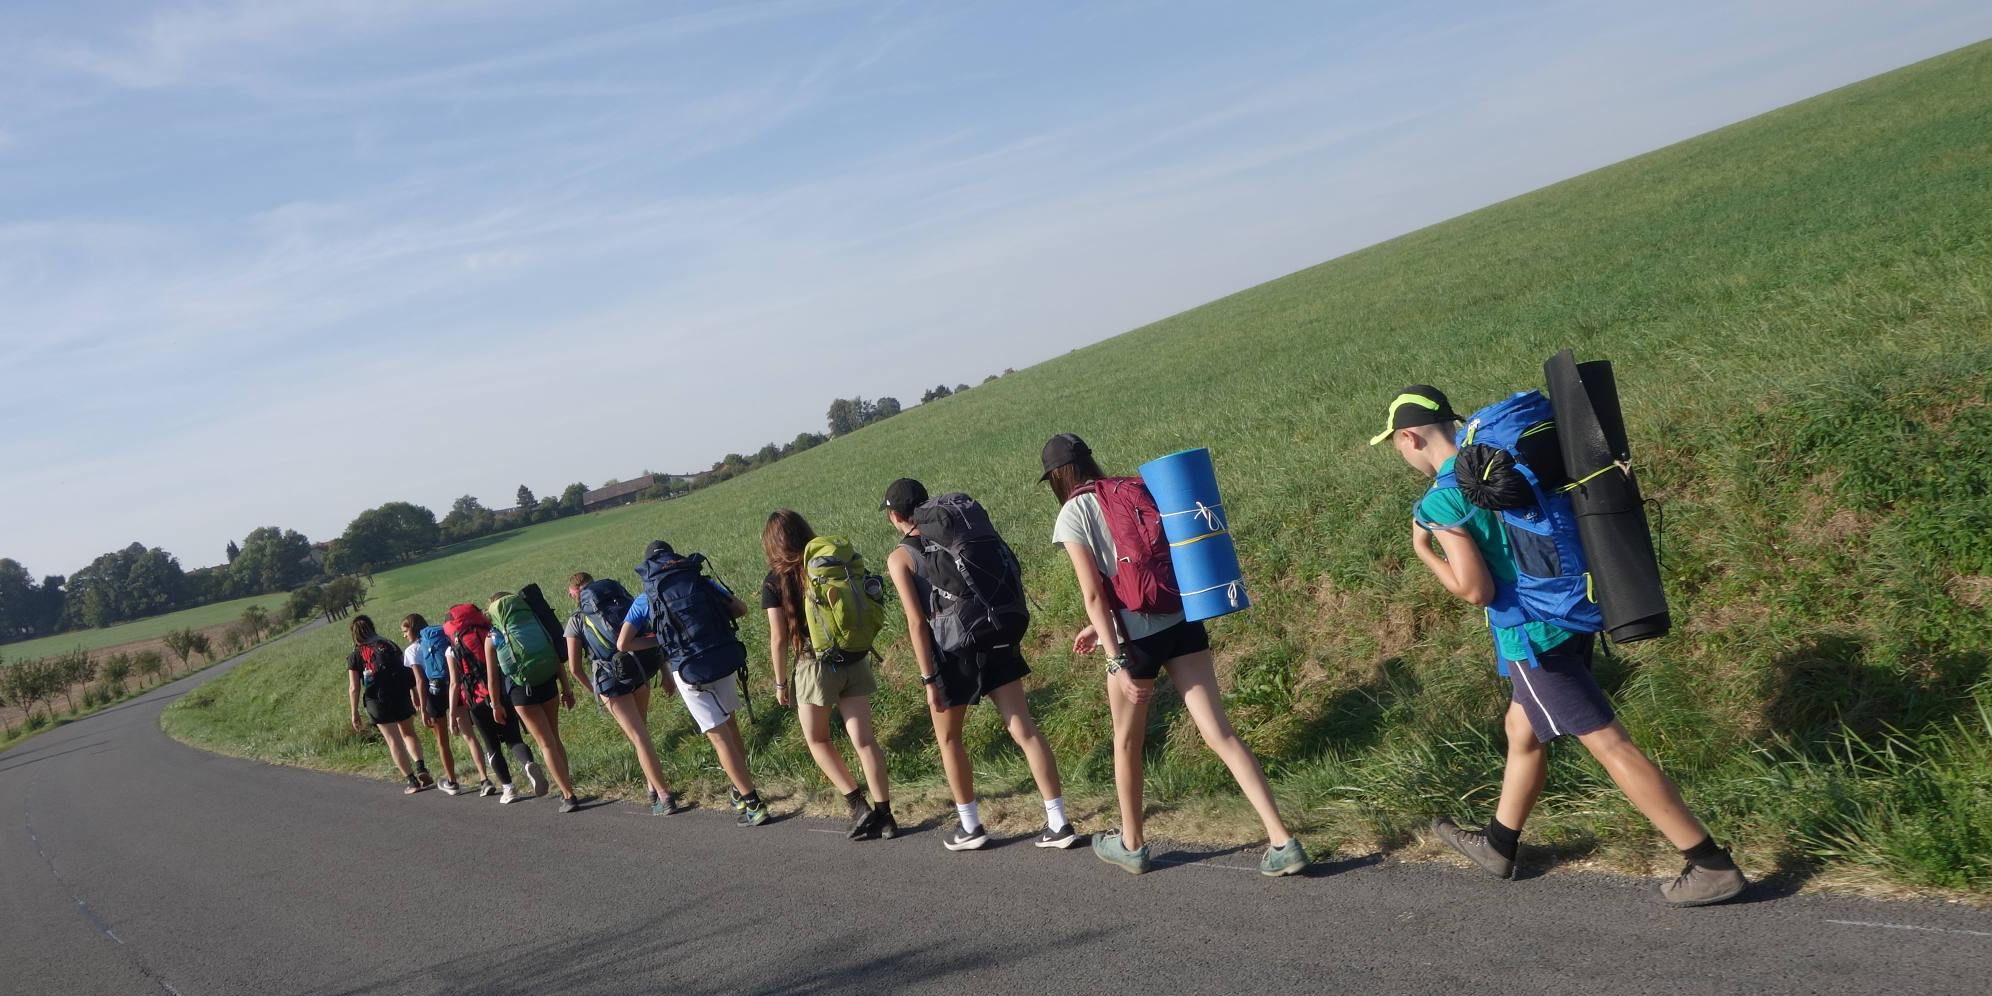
top-left (485, 591), bottom-right (583, 813)
top-left (1373, 385), bottom-right (1746, 906)
top-left (762, 511), bottom-right (897, 840)
top-left (443, 602), bottom-right (539, 804)
top-left (1041, 434), bottom-right (1308, 877)
top-left (401, 613), bottom-right (482, 795)
top-left (345, 615), bottom-right (433, 795)
top-left (616, 540), bottom-right (771, 827)
top-left (881, 478), bottom-right (1079, 851)
top-left (565, 572), bottom-right (683, 816)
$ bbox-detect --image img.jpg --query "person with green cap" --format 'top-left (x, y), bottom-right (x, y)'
top-left (1373, 385), bottom-right (1746, 906)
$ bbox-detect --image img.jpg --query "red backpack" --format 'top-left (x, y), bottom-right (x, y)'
top-left (1072, 477), bottom-right (1182, 616)
top-left (442, 603), bottom-right (494, 705)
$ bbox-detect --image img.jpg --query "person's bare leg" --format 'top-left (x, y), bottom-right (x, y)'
top-left (1576, 720), bottom-right (1707, 849)
top-left (1107, 675), bottom-right (1153, 849)
top-left (396, 721), bottom-right (426, 766)
top-left (428, 719), bottom-right (459, 783)
top-left (931, 703), bottom-right (974, 804)
top-left (455, 711), bottom-right (491, 784)
top-left (605, 694), bottom-right (673, 798)
top-left (632, 683), bottom-right (652, 724)
top-left (1169, 652), bottom-right (1291, 845)
top-left (798, 701), bottom-right (858, 795)
top-left (380, 721), bottom-right (414, 779)
top-left (841, 698), bottom-right (890, 802)
top-left (1495, 702), bottom-right (1548, 831)
top-left (705, 719), bottom-right (756, 795)
top-left (513, 703), bottom-right (577, 798)
top-left (988, 682), bottom-right (1061, 802)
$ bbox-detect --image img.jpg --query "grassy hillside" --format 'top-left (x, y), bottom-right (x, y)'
top-left (4, 592), bottom-right (289, 662)
top-left (168, 44), bottom-right (1992, 894)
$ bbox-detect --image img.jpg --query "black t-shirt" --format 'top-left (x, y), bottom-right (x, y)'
top-left (348, 639), bottom-right (409, 696)
top-left (760, 571), bottom-right (784, 610)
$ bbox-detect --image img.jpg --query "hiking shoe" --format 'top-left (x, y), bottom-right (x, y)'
top-left (848, 805), bottom-right (878, 840)
top-left (403, 778), bottom-right (424, 796)
top-left (1260, 837), bottom-right (1311, 877)
top-left (737, 797), bottom-right (770, 827)
top-left (876, 811), bottom-right (899, 840)
top-left (945, 825), bottom-right (990, 851)
top-left (728, 787), bottom-right (747, 812)
top-left (652, 792), bottom-right (683, 817)
top-left (1433, 818), bottom-right (1515, 880)
top-left (1660, 858), bottom-right (1748, 907)
top-left (1091, 830), bottom-right (1152, 875)
top-left (476, 780), bottom-right (498, 798)
top-left (439, 779), bottom-right (463, 796)
top-left (416, 770), bottom-right (436, 788)
top-left (523, 761), bottom-right (547, 798)
top-left (1036, 824), bottom-right (1083, 849)
top-left (559, 796), bottom-right (581, 814)
top-left (499, 784), bottom-right (520, 805)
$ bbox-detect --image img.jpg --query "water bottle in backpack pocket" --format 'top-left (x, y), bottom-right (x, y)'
top-left (801, 535), bottom-right (887, 665)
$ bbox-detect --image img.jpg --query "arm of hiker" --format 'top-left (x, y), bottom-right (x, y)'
top-left (347, 670), bottom-right (362, 732)
top-left (556, 658), bottom-right (575, 710)
top-left (765, 607), bottom-right (792, 707)
top-left (616, 620), bottom-right (658, 652)
top-left (724, 595), bottom-right (750, 620)
top-left (886, 547), bottom-right (944, 712)
top-left (485, 637), bottom-right (507, 724)
top-left (445, 649), bottom-right (461, 727)
top-left (1062, 543), bottom-right (1124, 659)
top-left (1413, 520), bottom-right (1495, 607)
top-left (565, 636), bottom-right (588, 685)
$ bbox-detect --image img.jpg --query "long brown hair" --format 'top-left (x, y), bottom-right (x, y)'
top-left (761, 509), bottom-right (817, 655)
top-left (350, 614), bottom-right (378, 646)
top-left (1047, 452), bottom-right (1107, 504)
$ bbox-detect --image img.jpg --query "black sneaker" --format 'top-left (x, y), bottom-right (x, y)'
top-left (558, 796), bottom-right (581, 814)
top-left (847, 805), bottom-right (878, 840)
top-left (945, 825), bottom-right (990, 851)
top-left (1035, 824), bottom-right (1083, 849)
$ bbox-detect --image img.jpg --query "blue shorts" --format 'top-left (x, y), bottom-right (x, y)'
top-left (1507, 634), bottom-right (1614, 743)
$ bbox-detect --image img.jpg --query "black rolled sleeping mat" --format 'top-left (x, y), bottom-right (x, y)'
top-left (1544, 350), bottom-right (1671, 643)
top-left (517, 582), bottom-right (571, 663)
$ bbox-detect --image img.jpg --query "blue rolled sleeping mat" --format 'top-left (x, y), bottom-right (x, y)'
top-left (1138, 447), bottom-right (1251, 622)
top-left (1544, 350), bottom-right (1670, 643)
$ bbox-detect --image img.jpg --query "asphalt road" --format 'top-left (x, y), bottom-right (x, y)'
top-left (4, 634), bottom-right (1989, 996)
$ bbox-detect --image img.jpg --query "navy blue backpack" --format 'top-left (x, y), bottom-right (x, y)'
top-left (1417, 390), bottom-right (1604, 670)
top-left (636, 550), bottom-right (747, 686)
top-left (575, 579), bottom-right (635, 663)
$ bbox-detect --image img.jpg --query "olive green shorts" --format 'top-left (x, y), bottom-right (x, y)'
top-left (792, 654), bottom-right (876, 707)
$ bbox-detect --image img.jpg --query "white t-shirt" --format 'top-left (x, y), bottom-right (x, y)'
top-left (401, 644), bottom-right (423, 672)
top-left (1051, 492), bottom-right (1183, 641)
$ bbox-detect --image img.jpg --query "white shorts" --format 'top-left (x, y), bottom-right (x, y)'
top-left (672, 670), bottom-right (741, 733)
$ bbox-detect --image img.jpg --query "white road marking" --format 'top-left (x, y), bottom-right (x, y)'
top-left (1824, 919), bottom-right (1992, 939)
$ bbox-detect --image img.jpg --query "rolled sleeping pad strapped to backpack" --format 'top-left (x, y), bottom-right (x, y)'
top-left (1544, 350), bottom-right (1671, 644)
top-left (1138, 447), bottom-right (1251, 622)
top-left (517, 583), bottom-right (570, 663)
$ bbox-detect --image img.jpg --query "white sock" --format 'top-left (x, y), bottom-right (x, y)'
top-left (956, 800), bottom-right (981, 833)
top-left (1044, 796), bottom-right (1066, 830)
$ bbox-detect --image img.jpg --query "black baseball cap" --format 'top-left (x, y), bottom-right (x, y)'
top-left (644, 539), bottom-right (675, 557)
top-left (1368, 385), bottom-right (1461, 445)
top-left (880, 478), bottom-right (928, 516)
top-left (1039, 432), bottom-right (1091, 481)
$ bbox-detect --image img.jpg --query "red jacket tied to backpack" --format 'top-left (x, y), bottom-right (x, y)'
top-left (442, 603), bottom-right (495, 706)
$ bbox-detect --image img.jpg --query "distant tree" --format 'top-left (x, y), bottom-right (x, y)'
top-left (982, 374), bottom-right (999, 385)
top-left (790, 432), bottom-right (827, 453)
top-left (754, 442), bottom-right (781, 465)
top-left (225, 540), bottom-right (241, 563)
top-left (1003, 367), bottom-right (1015, 376)
top-left (133, 650), bottom-right (165, 688)
top-left (286, 585), bottom-right (324, 623)
top-left (920, 384), bottom-right (953, 403)
top-left (187, 632), bottom-right (213, 667)
top-left (955, 383), bottom-right (970, 394)
top-left (440, 495), bottom-right (495, 542)
top-left (101, 653), bottom-right (133, 695)
top-left (333, 502), bottom-right (440, 573)
top-left (162, 629), bottom-right (197, 674)
top-left (873, 396), bottom-right (903, 420)
top-left (560, 482), bottom-right (588, 514)
top-left (535, 496), bottom-right (560, 522)
top-left (0, 558), bottom-right (37, 640)
top-left (231, 527), bottom-right (315, 596)
top-left (827, 397), bottom-right (862, 436)
top-left (54, 651), bottom-right (93, 710)
top-left (240, 604), bottom-right (271, 643)
top-left (516, 485), bottom-right (536, 511)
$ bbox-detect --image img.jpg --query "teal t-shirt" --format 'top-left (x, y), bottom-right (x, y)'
top-left (1416, 457), bottom-right (1574, 664)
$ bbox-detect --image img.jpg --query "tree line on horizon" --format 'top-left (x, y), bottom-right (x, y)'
top-left (0, 370), bottom-right (1017, 646)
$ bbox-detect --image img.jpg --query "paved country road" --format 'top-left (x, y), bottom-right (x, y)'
top-left (4, 633), bottom-right (1988, 996)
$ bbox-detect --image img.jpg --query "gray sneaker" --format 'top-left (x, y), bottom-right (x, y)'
top-left (1091, 830), bottom-right (1152, 875)
top-left (1433, 818), bottom-right (1516, 879)
top-left (1660, 859), bottom-right (1747, 907)
top-left (1260, 837), bottom-right (1310, 877)
top-left (523, 761), bottom-right (546, 798)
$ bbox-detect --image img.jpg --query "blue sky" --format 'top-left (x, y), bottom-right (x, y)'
top-left (2, 0), bottom-right (1985, 577)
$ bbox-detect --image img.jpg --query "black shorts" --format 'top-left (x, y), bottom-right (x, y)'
top-left (1122, 620), bottom-right (1211, 681)
top-left (364, 691), bottom-right (416, 726)
top-left (506, 678), bottom-right (559, 707)
top-left (933, 644), bottom-right (1031, 709)
top-left (1508, 634), bottom-right (1615, 743)
top-left (591, 652), bottom-right (661, 699)
top-left (422, 679), bottom-right (451, 720)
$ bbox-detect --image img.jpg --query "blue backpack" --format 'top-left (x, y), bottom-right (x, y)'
top-left (1417, 390), bottom-right (1603, 670)
top-left (636, 551), bottom-right (747, 686)
top-left (575, 578), bottom-right (635, 662)
top-left (415, 625), bottom-right (451, 682)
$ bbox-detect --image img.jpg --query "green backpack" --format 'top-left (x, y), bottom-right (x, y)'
top-left (489, 594), bottom-right (560, 688)
top-left (802, 535), bottom-right (887, 664)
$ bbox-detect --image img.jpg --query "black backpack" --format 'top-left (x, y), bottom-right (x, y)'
top-left (575, 578), bottom-right (635, 662)
top-left (909, 493), bottom-right (1030, 654)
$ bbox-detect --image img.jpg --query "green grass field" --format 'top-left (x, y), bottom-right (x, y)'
top-left (3, 592), bottom-right (290, 663)
top-left (167, 44), bottom-right (1992, 894)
